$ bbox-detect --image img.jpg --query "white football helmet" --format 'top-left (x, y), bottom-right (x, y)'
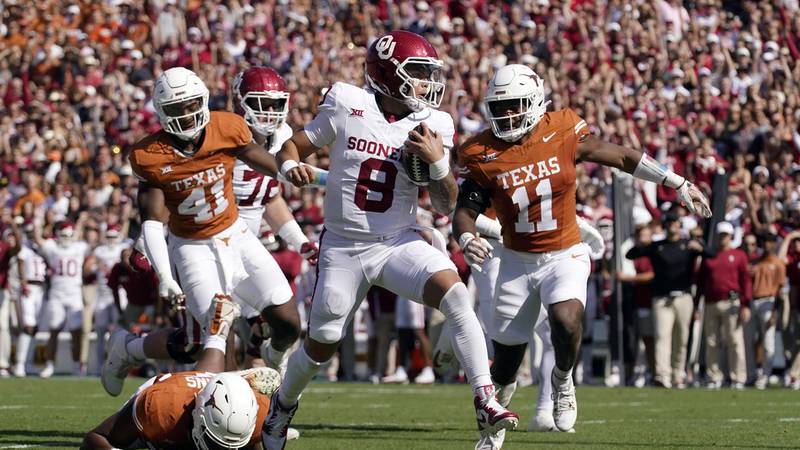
top-left (153, 67), bottom-right (210, 141)
top-left (191, 373), bottom-right (259, 450)
top-left (484, 64), bottom-right (549, 143)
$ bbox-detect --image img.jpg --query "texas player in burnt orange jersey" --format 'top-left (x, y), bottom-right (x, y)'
top-left (453, 64), bottom-right (711, 447)
top-left (101, 67), bottom-right (300, 398)
top-left (84, 296), bottom-right (290, 450)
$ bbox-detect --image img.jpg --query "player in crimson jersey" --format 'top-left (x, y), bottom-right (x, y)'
top-left (231, 66), bottom-right (319, 262)
top-left (263, 31), bottom-right (518, 449)
top-left (454, 64), bottom-right (711, 449)
top-left (230, 67), bottom-right (320, 373)
top-left (101, 67), bottom-right (300, 397)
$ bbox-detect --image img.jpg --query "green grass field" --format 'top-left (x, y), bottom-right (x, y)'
top-left (1, 378), bottom-right (799, 449)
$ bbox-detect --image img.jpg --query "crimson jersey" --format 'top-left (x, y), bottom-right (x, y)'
top-left (459, 109), bottom-right (589, 253)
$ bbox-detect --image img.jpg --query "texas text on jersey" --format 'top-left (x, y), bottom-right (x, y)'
top-left (458, 108), bottom-right (589, 253)
top-left (304, 82), bottom-right (455, 239)
top-left (128, 111), bottom-right (252, 239)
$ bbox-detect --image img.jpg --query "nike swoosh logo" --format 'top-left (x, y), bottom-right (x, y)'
top-left (571, 253), bottom-right (585, 259)
top-left (543, 132), bottom-right (557, 142)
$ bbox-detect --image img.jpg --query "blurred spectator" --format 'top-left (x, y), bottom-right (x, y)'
top-left (697, 222), bottom-right (752, 389)
top-left (618, 224), bottom-right (655, 386)
top-left (747, 232), bottom-right (785, 389)
top-left (626, 214), bottom-right (702, 388)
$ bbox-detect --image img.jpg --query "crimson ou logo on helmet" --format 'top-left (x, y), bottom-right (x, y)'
top-left (375, 35), bottom-right (397, 60)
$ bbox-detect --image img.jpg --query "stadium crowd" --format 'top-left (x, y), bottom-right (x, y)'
top-left (1, 0), bottom-right (800, 390)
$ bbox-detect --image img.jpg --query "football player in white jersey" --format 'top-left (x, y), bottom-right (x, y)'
top-left (263, 31), bottom-right (518, 449)
top-left (90, 224), bottom-right (131, 375)
top-left (231, 67), bottom-right (321, 371)
top-left (34, 219), bottom-right (92, 377)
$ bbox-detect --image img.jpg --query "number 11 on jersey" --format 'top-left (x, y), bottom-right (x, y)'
top-left (512, 179), bottom-right (557, 233)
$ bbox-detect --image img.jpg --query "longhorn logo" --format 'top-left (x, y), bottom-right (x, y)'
top-left (375, 35), bottom-right (396, 60)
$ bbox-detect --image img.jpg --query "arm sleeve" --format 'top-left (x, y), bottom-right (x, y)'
top-left (303, 83), bottom-right (340, 148)
top-left (141, 220), bottom-right (172, 280)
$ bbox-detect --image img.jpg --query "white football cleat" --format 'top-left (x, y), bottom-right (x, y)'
top-left (754, 375), bottom-right (768, 390)
top-left (12, 363), bottom-right (26, 378)
top-left (474, 429), bottom-right (505, 450)
top-left (238, 367), bottom-right (282, 397)
top-left (474, 381), bottom-right (517, 449)
top-left (528, 411), bottom-right (556, 432)
top-left (260, 340), bottom-right (288, 378)
top-left (381, 366), bottom-right (409, 384)
top-left (414, 366), bottom-right (435, 384)
top-left (262, 390), bottom-right (299, 450)
top-left (551, 372), bottom-right (577, 432)
top-left (39, 362), bottom-right (54, 379)
top-left (101, 330), bottom-right (142, 396)
top-left (474, 388), bottom-right (519, 436)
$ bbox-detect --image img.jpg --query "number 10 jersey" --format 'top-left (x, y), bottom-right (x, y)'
top-left (303, 82), bottom-right (455, 239)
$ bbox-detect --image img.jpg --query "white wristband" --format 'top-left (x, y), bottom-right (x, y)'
top-left (458, 232), bottom-right (475, 250)
top-left (632, 153), bottom-right (685, 189)
top-left (276, 220), bottom-right (308, 250)
top-left (280, 160), bottom-right (299, 177)
top-left (475, 215), bottom-right (502, 240)
top-left (429, 155), bottom-right (450, 180)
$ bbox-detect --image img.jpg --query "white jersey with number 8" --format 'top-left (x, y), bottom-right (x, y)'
top-left (303, 82), bottom-right (455, 239)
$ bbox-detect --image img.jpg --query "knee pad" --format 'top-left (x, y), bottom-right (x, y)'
top-left (439, 282), bottom-right (470, 316)
top-left (166, 328), bottom-right (202, 364)
top-left (490, 341), bottom-right (528, 385)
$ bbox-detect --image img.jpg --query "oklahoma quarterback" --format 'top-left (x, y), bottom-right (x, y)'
top-left (101, 67), bottom-right (300, 397)
top-left (83, 296), bottom-right (292, 450)
top-left (453, 64), bottom-right (711, 448)
top-left (263, 31), bottom-right (518, 449)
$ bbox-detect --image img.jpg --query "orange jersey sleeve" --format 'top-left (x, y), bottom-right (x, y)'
top-left (459, 109), bottom-right (588, 253)
top-left (129, 112), bottom-right (253, 239)
top-left (133, 371), bottom-right (215, 448)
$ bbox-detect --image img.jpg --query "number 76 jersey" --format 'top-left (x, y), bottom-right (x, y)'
top-left (303, 82), bottom-right (455, 239)
top-left (458, 108), bottom-right (589, 253)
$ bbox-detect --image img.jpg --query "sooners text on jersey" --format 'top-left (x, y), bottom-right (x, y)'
top-left (304, 82), bottom-right (455, 238)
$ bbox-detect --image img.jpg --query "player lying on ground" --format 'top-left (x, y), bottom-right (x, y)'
top-left (261, 31), bottom-right (518, 449)
top-left (453, 64), bottom-right (711, 449)
top-left (83, 296), bottom-right (293, 450)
